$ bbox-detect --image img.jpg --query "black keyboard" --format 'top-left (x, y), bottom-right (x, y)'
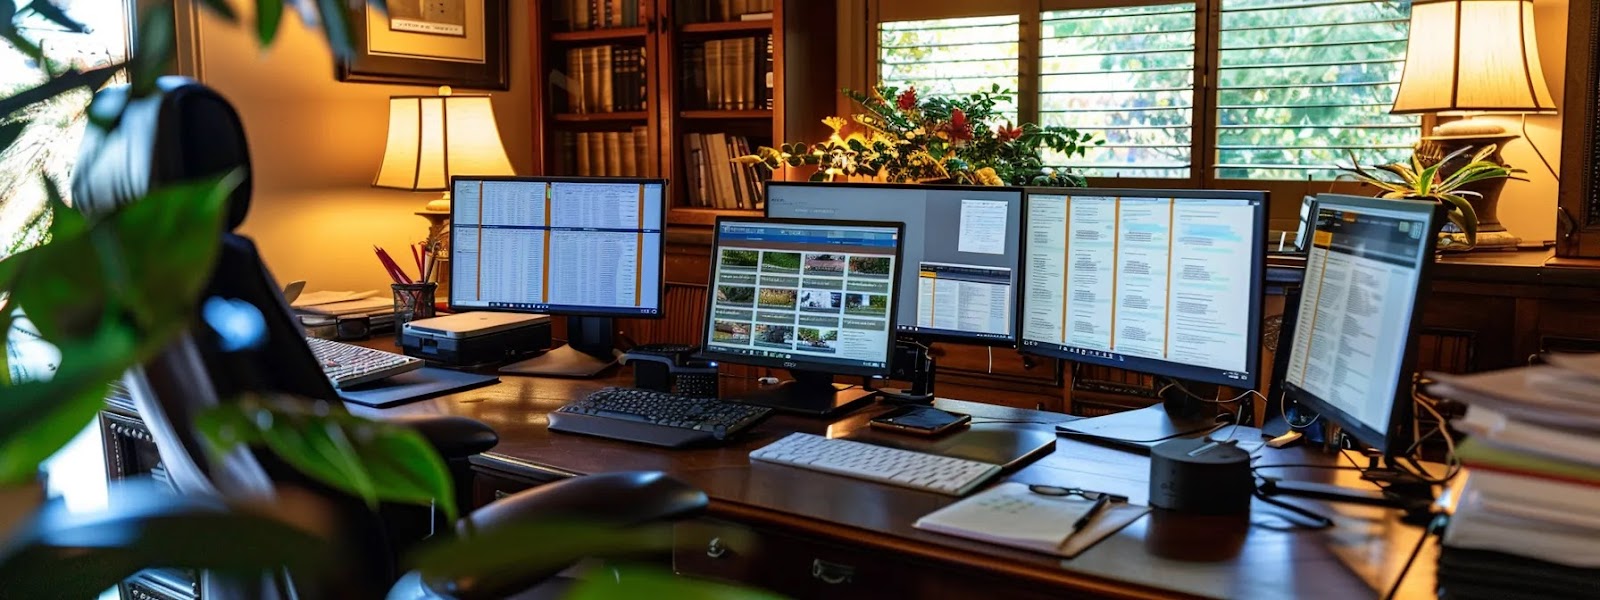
top-left (548, 387), bottom-right (772, 448)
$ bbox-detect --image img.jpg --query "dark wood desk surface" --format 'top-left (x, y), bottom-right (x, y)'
top-left (353, 366), bottom-right (1439, 599)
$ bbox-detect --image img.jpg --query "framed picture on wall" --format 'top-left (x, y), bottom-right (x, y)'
top-left (336, 0), bottom-right (510, 90)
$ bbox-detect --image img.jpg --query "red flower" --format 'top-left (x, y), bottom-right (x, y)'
top-left (897, 87), bottom-right (918, 111)
top-left (996, 121), bottom-right (1022, 142)
top-left (942, 108), bottom-right (973, 141)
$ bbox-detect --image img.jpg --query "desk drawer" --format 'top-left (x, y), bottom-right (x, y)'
top-left (674, 518), bottom-right (1058, 600)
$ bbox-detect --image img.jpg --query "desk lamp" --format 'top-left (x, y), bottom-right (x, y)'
top-left (374, 86), bottom-right (515, 213)
top-left (1390, 0), bottom-right (1557, 249)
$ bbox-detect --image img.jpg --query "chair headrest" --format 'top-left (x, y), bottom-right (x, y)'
top-left (72, 76), bottom-right (253, 231)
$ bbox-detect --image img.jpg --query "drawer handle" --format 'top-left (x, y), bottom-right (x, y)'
top-left (706, 537), bottom-right (727, 559)
top-left (811, 559), bottom-right (855, 585)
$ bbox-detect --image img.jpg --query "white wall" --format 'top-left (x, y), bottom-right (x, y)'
top-left (191, 1), bottom-right (533, 291)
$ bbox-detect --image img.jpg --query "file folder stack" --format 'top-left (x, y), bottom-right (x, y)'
top-left (1425, 354), bottom-right (1600, 599)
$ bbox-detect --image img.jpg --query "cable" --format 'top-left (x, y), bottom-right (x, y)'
top-left (1384, 515), bottom-right (1448, 600)
top-left (1521, 113), bottom-right (1560, 183)
top-left (1252, 489), bottom-right (1334, 530)
top-left (1164, 378), bottom-right (1267, 405)
top-left (1391, 395), bottom-right (1462, 485)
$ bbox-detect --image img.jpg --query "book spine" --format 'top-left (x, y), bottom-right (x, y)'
top-left (577, 132), bottom-right (592, 176)
top-left (728, 135), bottom-right (747, 209)
top-left (601, 45), bottom-right (615, 113)
top-left (633, 126), bottom-right (649, 177)
top-left (584, 47), bottom-right (599, 113)
top-left (566, 49), bottom-right (581, 113)
top-left (690, 45), bottom-right (707, 110)
top-left (589, 0), bottom-right (599, 32)
top-left (763, 34), bottom-right (774, 110)
top-left (721, 38), bottom-right (739, 110)
top-left (705, 40), bottom-right (723, 110)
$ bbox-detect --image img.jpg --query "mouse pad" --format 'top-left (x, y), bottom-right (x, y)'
top-left (339, 367), bottom-right (498, 408)
top-left (843, 424), bottom-right (1056, 469)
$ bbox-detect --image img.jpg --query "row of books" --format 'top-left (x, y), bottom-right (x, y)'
top-left (683, 133), bottom-right (768, 210)
top-left (564, 45), bottom-right (647, 114)
top-left (679, 0), bottom-right (774, 23)
top-left (1426, 355), bottom-right (1600, 598)
top-left (563, 127), bottom-right (652, 178)
top-left (681, 35), bottom-right (773, 111)
top-left (563, 0), bottom-right (646, 31)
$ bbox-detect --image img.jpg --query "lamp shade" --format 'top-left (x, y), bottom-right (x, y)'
top-left (374, 93), bottom-right (515, 191)
top-left (1391, 0), bottom-right (1556, 115)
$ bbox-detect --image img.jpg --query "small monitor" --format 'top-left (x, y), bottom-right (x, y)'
top-left (1282, 194), bottom-right (1441, 454)
top-left (1018, 188), bottom-right (1268, 388)
top-left (450, 176), bottom-right (666, 377)
top-left (765, 182), bottom-right (1024, 345)
top-left (701, 216), bottom-right (905, 416)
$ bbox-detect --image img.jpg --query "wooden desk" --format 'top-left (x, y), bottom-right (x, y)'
top-left (354, 368), bottom-right (1439, 599)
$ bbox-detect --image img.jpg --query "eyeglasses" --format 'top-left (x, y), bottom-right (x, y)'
top-left (1027, 485), bottom-right (1128, 503)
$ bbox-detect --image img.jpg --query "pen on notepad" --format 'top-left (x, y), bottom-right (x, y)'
top-left (1072, 495), bottom-right (1113, 534)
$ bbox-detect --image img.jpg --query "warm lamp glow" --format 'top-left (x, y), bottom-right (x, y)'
top-left (374, 91), bottom-right (515, 196)
top-left (1391, 0), bottom-right (1556, 115)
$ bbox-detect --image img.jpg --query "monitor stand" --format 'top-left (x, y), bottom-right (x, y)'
top-left (500, 316), bottom-right (619, 378)
top-left (871, 339), bottom-right (935, 403)
top-left (730, 370), bottom-right (876, 418)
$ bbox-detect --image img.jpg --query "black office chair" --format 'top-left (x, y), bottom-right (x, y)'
top-left (45, 76), bottom-right (708, 598)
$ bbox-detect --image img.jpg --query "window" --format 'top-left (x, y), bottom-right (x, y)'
top-left (1216, 0), bottom-right (1417, 180)
top-left (0, 0), bottom-right (131, 260)
top-left (870, 1), bottom-right (1420, 183)
top-left (878, 15), bottom-right (1020, 121)
top-left (1040, 4), bottom-right (1196, 179)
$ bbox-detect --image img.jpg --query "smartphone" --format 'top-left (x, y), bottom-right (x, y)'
top-left (869, 406), bottom-right (972, 436)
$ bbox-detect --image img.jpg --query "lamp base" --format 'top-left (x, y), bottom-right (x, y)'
top-left (424, 190), bottom-right (451, 213)
top-left (1440, 230), bottom-right (1522, 252)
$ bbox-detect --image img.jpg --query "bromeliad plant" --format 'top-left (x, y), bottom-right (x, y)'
top-left (1336, 144), bottom-right (1523, 248)
top-left (736, 85), bottom-right (1102, 186)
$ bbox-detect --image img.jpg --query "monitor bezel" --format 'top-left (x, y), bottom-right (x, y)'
top-left (763, 180), bottom-right (1027, 348)
top-left (1282, 193), bottom-right (1442, 455)
top-left (447, 175), bottom-right (669, 319)
top-left (700, 215), bottom-right (907, 379)
top-left (1016, 187), bottom-right (1270, 389)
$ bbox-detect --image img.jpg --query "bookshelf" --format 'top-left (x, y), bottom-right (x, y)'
top-left (531, 0), bottom-right (837, 225)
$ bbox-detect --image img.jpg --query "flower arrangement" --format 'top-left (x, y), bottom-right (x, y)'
top-left (735, 85), bottom-right (1102, 187)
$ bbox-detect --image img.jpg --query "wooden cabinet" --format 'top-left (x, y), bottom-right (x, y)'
top-left (1558, 0), bottom-right (1600, 260)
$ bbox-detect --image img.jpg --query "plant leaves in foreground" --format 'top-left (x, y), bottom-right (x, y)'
top-left (566, 563), bottom-right (784, 600)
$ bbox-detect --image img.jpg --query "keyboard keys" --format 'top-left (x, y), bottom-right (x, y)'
top-left (749, 433), bottom-right (1002, 496)
top-left (306, 337), bottom-right (423, 388)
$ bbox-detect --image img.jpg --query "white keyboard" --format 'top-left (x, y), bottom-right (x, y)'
top-left (749, 432), bottom-right (1002, 496)
top-left (306, 337), bottom-right (423, 388)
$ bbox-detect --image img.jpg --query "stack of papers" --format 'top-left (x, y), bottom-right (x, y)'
top-left (291, 290), bottom-right (393, 317)
top-left (1426, 356), bottom-right (1600, 597)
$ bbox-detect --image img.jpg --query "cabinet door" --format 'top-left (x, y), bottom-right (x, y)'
top-left (1558, 1), bottom-right (1600, 258)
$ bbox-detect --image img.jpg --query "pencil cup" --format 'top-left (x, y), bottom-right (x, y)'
top-left (392, 282), bottom-right (437, 331)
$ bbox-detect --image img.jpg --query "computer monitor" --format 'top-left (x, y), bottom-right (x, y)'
top-left (1018, 188), bottom-right (1268, 388)
top-left (450, 176), bottom-right (666, 377)
top-left (1282, 194), bottom-right (1442, 454)
top-left (700, 216), bottom-right (905, 416)
top-left (765, 182), bottom-right (1023, 346)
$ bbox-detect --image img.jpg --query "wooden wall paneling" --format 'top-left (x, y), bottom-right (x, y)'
top-left (1557, 0), bottom-right (1600, 259)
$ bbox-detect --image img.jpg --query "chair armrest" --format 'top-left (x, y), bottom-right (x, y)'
top-left (462, 471), bottom-right (706, 534)
top-left (384, 414), bottom-right (499, 459)
top-left (407, 472), bottom-right (706, 600)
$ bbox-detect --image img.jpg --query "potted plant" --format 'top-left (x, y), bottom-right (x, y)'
top-left (1336, 145), bottom-right (1523, 250)
top-left (736, 85), bottom-right (1102, 186)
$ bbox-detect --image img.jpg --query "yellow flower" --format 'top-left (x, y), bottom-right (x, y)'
top-left (975, 167), bottom-right (1003, 186)
top-left (823, 116), bottom-right (848, 134)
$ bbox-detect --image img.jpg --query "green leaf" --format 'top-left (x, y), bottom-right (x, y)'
top-left (23, 1), bottom-right (87, 33)
top-left (0, 324), bottom-right (140, 484)
top-left (198, 398), bottom-right (459, 519)
top-left (1438, 194), bottom-right (1478, 246)
top-left (8, 217), bottom-right (107, 341)
top-left (130, 3), bottom-right (175, 96)
top-left (112, 171), bottom-right (242, 329)
top-left (567, 563), bottom-right (784, 600)
top-left (255, 0), bottom-right (284, 46)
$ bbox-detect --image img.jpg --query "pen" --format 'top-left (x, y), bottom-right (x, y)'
top-left (1072, 495), bottom-right (1113, 533)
